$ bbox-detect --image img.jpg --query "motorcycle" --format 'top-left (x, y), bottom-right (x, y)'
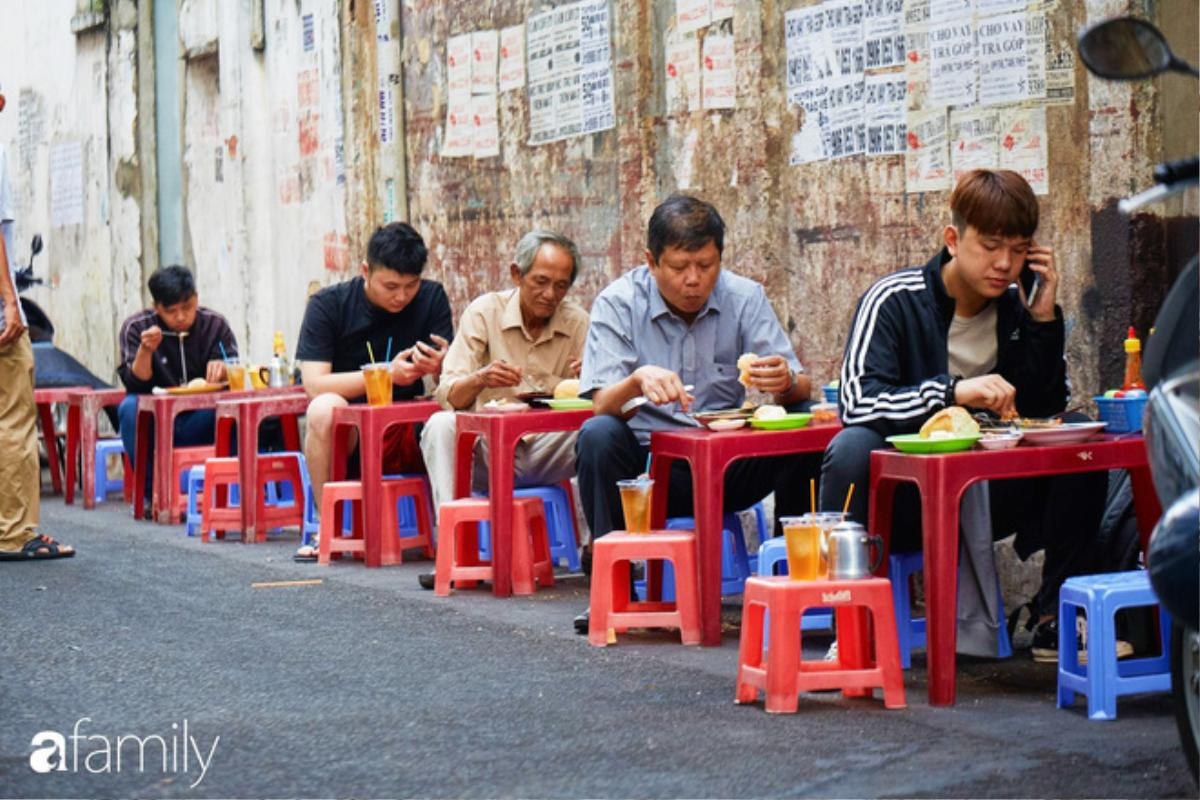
top-left (14, 233), bottom-right (114, 391)
top-left (1079, 16), bottom-right (1199, 782)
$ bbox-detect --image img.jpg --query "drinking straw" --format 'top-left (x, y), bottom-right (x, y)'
top-left (385, 336), bottom-right (393, 363)
top-left (842, 483), bottom-right (855, 516)
top-left (643, 453), bottom-right (652, 477)
top-left (810, 478), bottom-right (817, 514)
top-left (218, 341), bottom-right (230, 363)
top-left (366, 341), bottom-right (377, 364)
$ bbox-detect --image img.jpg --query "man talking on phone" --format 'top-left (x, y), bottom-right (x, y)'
top-left (821, 169), bottom-right (1113, 663)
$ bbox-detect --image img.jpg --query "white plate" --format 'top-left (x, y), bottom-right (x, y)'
top-left (1019, 421), bottom-right (1107, 446)
top-left (481, 401), bottom-right (529, 413)
top-left (706, 418), bottom-right (746, 431)
top-left (977, 432), bottom-right (1023, 450)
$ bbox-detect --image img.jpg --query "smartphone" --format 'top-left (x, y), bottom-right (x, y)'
top-left (1019, 259), bottom-right (1040, 304)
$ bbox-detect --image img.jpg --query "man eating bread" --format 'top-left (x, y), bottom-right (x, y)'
top-left (820, 169), bottom-right (1110, 662)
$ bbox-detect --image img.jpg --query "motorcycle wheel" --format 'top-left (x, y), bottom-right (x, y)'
top-left (1172, 621), bottom-right (1200, 783)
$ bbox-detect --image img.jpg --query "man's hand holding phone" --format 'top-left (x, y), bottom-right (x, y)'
top-left (1019, 243), bottom-right (1057, 323)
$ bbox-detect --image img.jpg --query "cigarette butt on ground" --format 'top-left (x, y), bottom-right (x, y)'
top-left (251, 579), bottom-right (324, 589)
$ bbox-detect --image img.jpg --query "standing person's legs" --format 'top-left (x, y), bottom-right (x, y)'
top-left (0, 333), bottom-right (73, 559)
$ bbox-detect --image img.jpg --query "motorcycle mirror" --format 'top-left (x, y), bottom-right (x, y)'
top-left (1078, 17), bottom-right (1199, 80)
top-left (30, 234), bottom-right (42, 257)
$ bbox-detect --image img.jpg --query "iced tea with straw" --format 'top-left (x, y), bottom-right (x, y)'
top-left (617, 478), bottom-right (653, 533)
top-left (362, 363), bottom-right (392, 406)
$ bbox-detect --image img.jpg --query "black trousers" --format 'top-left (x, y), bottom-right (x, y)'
top-left (575, 414), bottom-right (822, 542)
top-left (819, 421), bottom-right (1109, 616)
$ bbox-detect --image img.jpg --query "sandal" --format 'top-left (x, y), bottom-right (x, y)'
top-left (293, 538), bottom-right (319, 563)
top-left (0, 534), bottom-right (76, 561)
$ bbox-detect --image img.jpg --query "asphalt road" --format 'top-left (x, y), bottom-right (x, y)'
top-left (0, 495), bottom-right (1193, 799)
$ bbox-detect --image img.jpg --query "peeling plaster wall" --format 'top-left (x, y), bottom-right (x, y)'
top-left (401, 0), bottom-right (1197, 400)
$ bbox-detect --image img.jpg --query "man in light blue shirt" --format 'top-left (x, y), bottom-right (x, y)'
top-left (574, 194), bottom-right (819, 631)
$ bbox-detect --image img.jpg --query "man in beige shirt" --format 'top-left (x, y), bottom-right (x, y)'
top-left (419, 229), bottom-right (588, 521)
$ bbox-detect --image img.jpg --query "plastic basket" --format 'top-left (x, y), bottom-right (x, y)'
top-left (1093, 395), bottom-right (1147, 434)
top-left (822, 385), bottom-right (839, 404)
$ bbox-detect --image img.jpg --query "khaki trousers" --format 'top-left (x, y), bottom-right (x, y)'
top-left (0, 332), bottom-right (39, 550)
top-left (419, 410), bottom-right (579, 513)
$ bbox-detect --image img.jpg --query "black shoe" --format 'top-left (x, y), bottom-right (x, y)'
top-left (1030, 615), bottom-right (1133, 664)
top-left (417, 572), bottom-right (435, 591)
top-left (573, 610), bottom-right (589, 635)
top-left (580, 546), bottom-right (592, 578)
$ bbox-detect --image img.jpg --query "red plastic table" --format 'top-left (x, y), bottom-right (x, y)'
top-left (330, 400), bottom-right (440, 567)
top-left (649, 423), bottom-right (842, 646)
top-left (64, 387), bottom-right (126, 508)
top-left (214, 393), bottom-right (306, 541)
top-left (134, 386), bottom-right (304, 523)
top-left (868, 434), bottom-right (1161, 707)
top-left (32, 385), bottom-right (89, 494)
top-left (453, 407), bottom-right (594, 596)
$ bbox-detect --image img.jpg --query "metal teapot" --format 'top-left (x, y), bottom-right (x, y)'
top-left (826, 520), bottom-right (884, 580)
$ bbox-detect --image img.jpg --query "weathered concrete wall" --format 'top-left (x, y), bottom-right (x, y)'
top-left (401, 0), bottom-right (1197, 400)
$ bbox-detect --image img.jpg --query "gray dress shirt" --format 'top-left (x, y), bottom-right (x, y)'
top-left (580, 264), bottom-right (802, 445)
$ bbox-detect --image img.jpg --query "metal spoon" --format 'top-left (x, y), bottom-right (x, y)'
top-left (620, 384), bottom-right (694, 414)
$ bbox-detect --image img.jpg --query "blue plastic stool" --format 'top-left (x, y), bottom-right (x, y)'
top-left (185, 466), bottom-right (240, 537)
top-left (755, 537), bottom-right (834, 632)
top-left (475, 484), bottom-right (580, 570)
top-left (384, 472), bottom-right (432, 551)
top-left (1056, 570), bottom-right (1173, 720)
top-left (93, 438), bottom-right (126, 503)
top-left (634, 505), bottom-right (766, 601)
top-left (888, 551), bottom-right (1013, 669)
top-left (186, 453), bottom-right (306, 538)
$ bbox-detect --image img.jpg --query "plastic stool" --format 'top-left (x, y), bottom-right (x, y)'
top-left (888, 551), bottom-right (1013, 668)
top-left (383, 472), bottom-right (434, 547)
top-left (588, 530), bottom-right (701, 647)
top-left (476, 483), bottom-right (581, 570)
top-left (382, 476), bottom-right (435, 562)
top-left (735, 576), bottom-right (906, 713)
top-left (755, 537), bottom-right (834, 632)
top-left (93, 439), bottom-right (126, 503)
top-left (317, 482), bottom-right (365, 565)
top-left (634, 510), bottom-right (757, 600)
top-left (1056, 570), bottom-right (1173, 720)
top-left (199, 458), bottom-right (241, 542)
top-left (434, 497), bottom-right (552, 595)
top-left (171, 445), bottom-right (216, 520)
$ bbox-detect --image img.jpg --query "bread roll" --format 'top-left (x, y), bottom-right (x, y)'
top-left (187, 377), bottom-right (208, 389)
top-left (553, 378), bottom-right (580, 399)
top-left (737, 353), bottom-right (758, 387)
top-left (752, 404), bottom-right (787, 421)
top-left (919, 406), bottom-right (979, 439)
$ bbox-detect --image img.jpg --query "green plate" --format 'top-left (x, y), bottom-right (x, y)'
top-left (886, 433), bottom-right (981, 453)
top-left (545, 398), bottom-right (593, 410)
top-left (748, 413), bottom-right (812, 430)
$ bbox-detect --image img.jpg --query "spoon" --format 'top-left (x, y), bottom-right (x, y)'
top-left (620, 384), bottom-right (695, 414)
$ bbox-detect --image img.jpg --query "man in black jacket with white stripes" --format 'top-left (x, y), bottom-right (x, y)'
top-left (820, 169), bottom-right (1108, 662)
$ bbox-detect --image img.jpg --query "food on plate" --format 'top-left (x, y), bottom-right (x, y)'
top-left (186, 377), bottom-right (208, 389)
top-left (978, 431), bottom-right (1023, 450)
top-left (706, 418), bottom-right (746, 431)
top-left (810, 402), bottom-right (838, 426)
top-left (752, 404), bottom-right (787, 421)
top-left (482, 398), bottom-right (528, 411)
top-left (553, 378), bottom-right (580, 399)
top-left (737, 353), bottom-right (758, 387)
top-left (918, 406), bottom-right (979, 439)
top-left (1017, 417), bottom-right (1064, 429)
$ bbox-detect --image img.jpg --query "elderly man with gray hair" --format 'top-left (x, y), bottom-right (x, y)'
top-left (416, 230), bottom-right (588, 587)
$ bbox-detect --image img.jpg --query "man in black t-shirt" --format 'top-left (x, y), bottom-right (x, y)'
top-left (294, 222), bottom-right (453, 560)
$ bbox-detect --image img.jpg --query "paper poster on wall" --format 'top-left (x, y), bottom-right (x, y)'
top-left (865, 71), bottom-right (907, 155)
top-left (976, 0), bottom-right (1025, 16)
top-left (527, 0), bottom-right (615, 145)
top-left (904, 24), bottom-right (930, 110)
top-left (579, 0), bottom-right (615, 134)
top-left (472, 93), bottom-right (500, 158)
top-left (49, 141), bottom-right (83, 227)
top-left (701, 33), bottom-right (737, 109)
top-left (928, 16), bottom-right (975, 107)
top-left (864, 0), bottom-right (906, 71)
top-left (379, 78), bottom-right (396, 145)
top-left (790, 110), bottom-right (828, 165)
top-left (676, 0), bottom-right (710, 35)
top-left (1024, 13), bottom-right (1047, 98)
top-left (929, 0), bottom-right (972, 17)
top-left (665, 33), bottom-right (701, 112)
top-left (784, 4), bottom-right (836, 108)
top-left (904, 0), bottom-right (930, 27)
top-left (710, 0), bottom-right (735, 23)
top-left (498, 25), bottom-right (526, 92)
top-left (1043, 40), bottom-right (1076, 106)
top-left (905, 108), bottom-right (951, 192)
top-left (447, 33), bottom-right (472, 98)
top-left (824, 79), bottom-right (866, 158)
top-left (471, 30), bottom-right (499, 95)
top-left (949, 107), bottom-right (999, 182)
top-left (998, 105), bottom-right (1048, 194)
top-left (976, 12), bottom-right (1033, 106)
top-left (824, 0), bottom-right (866, 82)
top-left (441, 93), bottom-right (474, 157)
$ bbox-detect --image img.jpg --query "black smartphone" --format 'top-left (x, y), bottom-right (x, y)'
top-left (1019, 259), bottom-right (1040, 301)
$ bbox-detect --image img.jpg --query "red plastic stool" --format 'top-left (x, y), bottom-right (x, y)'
top-left (382, 477), bottom-right (435, 562)
top-left (250, 454), bottom-right (306, 542)
top-left (588, 530), bottom-right (701, 647)
top-left (318, 482), bottom-right (365, 565)
top-left (171, 445), bottom-right (216, 519)
top-left (199, 458), bottom-right (240, 543)
top-left (434, 497), bottom-right (552, 595)
top-left (735, 576), bottom-right (906, 713)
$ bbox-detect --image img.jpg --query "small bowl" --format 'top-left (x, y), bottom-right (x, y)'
top-left (706, 418), bottom-right (747, 432)
top-left (977, 432), bottom-right (1023, 450)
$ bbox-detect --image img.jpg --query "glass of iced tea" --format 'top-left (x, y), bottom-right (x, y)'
top-left (780, 515), bottom-right (822, 580)
top-left (361, 363), bottom-right (392, 407)
top-left (617, 478), bottom-right (654, 534)
top-left (226, 362), bottom-right (248, 391)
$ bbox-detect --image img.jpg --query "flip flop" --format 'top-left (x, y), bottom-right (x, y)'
top-left (0, 534), bottom-right (76, 561)
top-left (293, 540), bottom-right (319, 563)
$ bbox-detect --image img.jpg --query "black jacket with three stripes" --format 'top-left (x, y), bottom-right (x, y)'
top-left (837, 247), bottom-right (1068, 437)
